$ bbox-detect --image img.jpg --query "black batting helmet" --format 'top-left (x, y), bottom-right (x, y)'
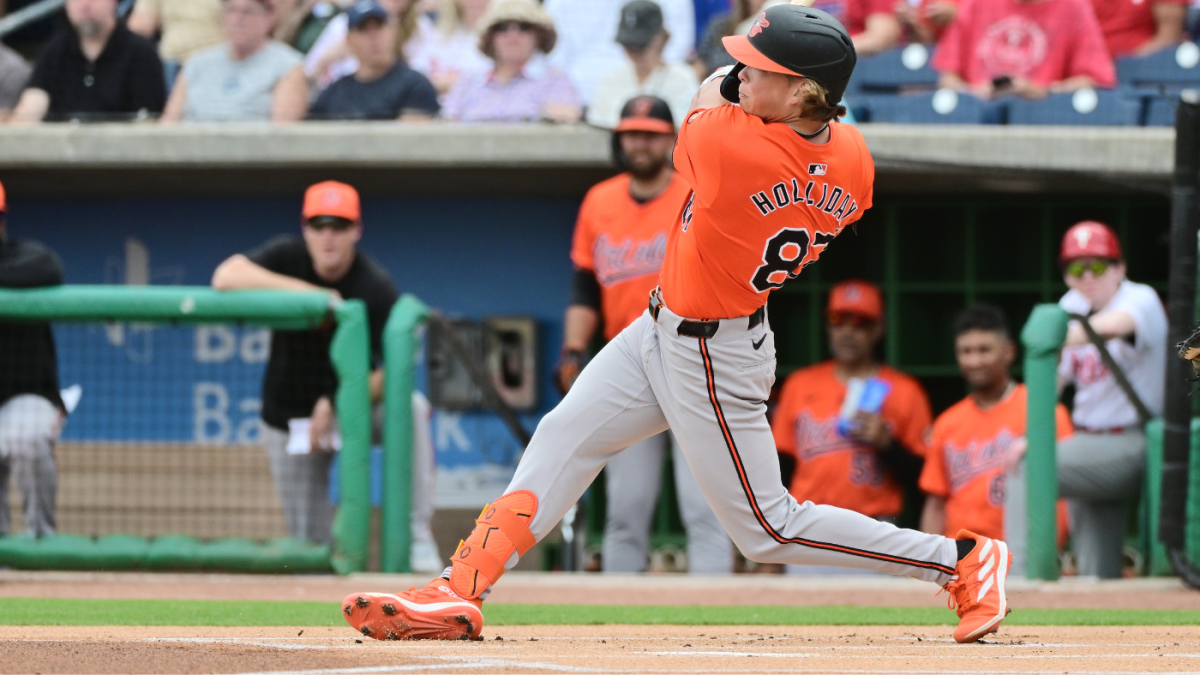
top-left (719, 4), bottom-right (856, 105)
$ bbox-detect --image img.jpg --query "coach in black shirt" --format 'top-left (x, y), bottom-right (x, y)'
top-left (212, 180), bottom-right (397, 545)
top-left (0, 179), bottom-right (65, 538)
top-left (11, 0), bottom-right (165, 122)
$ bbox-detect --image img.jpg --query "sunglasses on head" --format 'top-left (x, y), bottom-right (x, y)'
top-left (305, 216), bottom-right (355, 231)
top-left (1064, 259), bottom-right (1113, 278)
top-left (827, 312), bottom-right (875, 328)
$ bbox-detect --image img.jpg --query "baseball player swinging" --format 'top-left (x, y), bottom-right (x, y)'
top-left (343, 1), bottom-right (1013, 644)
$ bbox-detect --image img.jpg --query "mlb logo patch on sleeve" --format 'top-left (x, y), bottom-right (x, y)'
top-left (808, 164), bottom-right (828, 176)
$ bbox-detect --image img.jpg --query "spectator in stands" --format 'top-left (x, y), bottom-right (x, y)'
top-left (211, 181), bottom-right (398, 548)
top-left (894, 0), bottom-right (958, 44)
top-left (304, 0), bottom-right (427, 92)
top-left (772, 280), bottom-right (932, 576)
top-left (307, 0), bottom-right (438, 120)
top-left (160, 0), bottom-right (308, 123)
top-left (0, 179), bottom-right (66, 539)
top-left (442, 0), bottom-right (581, 123)
top-left (10, 0), bottom-right (166, 123)
top-left (1090, 0), bottom-right (1186, 59)
top-left (407, 0), bottom-right (492, 96)
top-left (545, 0), bottom-right (694, 104)
top-left (588, 0), bottom-right (699, 129)
top-left (932, 0), bottom-right (1116, 99)
top-left (920, 306), bottom-right (1072, 543)
top-left (128, 0), bottom-right (224, 88)
top-left (1008, 221), bottom-right (1166, 579)
top-left (0, 43), bottom-right (31, 122)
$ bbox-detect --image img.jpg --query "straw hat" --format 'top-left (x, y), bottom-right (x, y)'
top-left (478, 0), bottom-right (557, 57)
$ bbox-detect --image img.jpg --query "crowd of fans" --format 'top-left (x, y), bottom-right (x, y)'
top-left (0, 0), bottom-right (1195, 123)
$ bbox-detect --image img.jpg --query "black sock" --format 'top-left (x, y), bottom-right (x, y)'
top-left (956, 539), bottom-right (976, 561)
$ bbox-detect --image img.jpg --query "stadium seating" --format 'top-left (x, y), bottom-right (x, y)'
top-left (1114, 43), bottom-right (1200, 126)
top-left (1145, 96), bottom-right (1180, 126)
top-left (1116, 42), bottom-right (1200, 90)
top-left (848, 44), bottom-right (941, 94)
top-left (1006, 90), bottom-right (1142, 126)
top-left (855, 90), bottom-right (992, 124)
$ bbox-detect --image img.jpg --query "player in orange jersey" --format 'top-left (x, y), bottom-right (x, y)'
top-left (773, 280), bottom-right (932, 570)
top-left (343, 3), bottom-right (1012, 645)
top-left (554, 95), bottom-right (731, 574)
top-left (920, 305), bottom-right (1072, 542)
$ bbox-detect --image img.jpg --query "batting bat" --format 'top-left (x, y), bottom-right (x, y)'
top-left (790, 0), bottom-right (818, 5)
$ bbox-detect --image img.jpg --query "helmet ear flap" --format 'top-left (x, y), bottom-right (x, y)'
top-left (720, 63), bottom-right (746, 103)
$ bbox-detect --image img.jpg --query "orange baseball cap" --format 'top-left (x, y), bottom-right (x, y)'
top-left (827, 279), bottom-right (883, 321)
top-left (303, 181), bottom-right (360, 223)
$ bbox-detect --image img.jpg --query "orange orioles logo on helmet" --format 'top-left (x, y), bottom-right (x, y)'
top-left (749, 12), bottom-right (769, 37)
top-left (629, 97), bottom-right (654, 118)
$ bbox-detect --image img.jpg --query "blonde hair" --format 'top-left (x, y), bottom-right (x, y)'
top-left (791, 76), bottom-right (846, 123)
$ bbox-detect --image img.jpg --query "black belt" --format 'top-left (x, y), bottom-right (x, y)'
top-left (648, 290), bottom-right (764, 339)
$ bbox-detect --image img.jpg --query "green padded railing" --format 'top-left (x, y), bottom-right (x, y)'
top-left (380, 294), bottom-right (430, 573)
top-left (0, 285), bottom-right (373, 574)
top-left (1021, 304), bottom-right (1069, 581)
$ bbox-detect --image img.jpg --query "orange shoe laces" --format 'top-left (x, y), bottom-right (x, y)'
top-left (936, 576), bottom-right (976, 618)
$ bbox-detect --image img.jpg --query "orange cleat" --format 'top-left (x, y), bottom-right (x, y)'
top-left (940, 530), bottom-right (1012, 643)
top-left (341, 578), bottom-right (484, 641)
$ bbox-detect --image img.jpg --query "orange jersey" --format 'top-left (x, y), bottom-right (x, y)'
top-left (772, 361), bottom-right (932, 518)
top-left (920, 385), bottom-right (1073, 540)
top-left (660, 105), bottom-right (875, 320)
top-left (570, 172), bottom-right (692, 340)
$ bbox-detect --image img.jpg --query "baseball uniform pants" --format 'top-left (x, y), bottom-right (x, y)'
top-left (263, 393), bottom-right (439, 563)
top-left (1005, 430), bottom-right (1145, 579)
top-left (0, 394), bottom-right (60, 537)
top-left (506, 306), bottom-right (958, 584)
top-left (603, 429), bottom-right (733, 574)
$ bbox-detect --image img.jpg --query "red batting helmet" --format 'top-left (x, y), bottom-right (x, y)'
top-left (1059, 221), bottom-right (1123, 263)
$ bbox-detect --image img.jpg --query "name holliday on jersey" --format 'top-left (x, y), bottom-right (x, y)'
top-left (749, 177), bottom-right (860, 223)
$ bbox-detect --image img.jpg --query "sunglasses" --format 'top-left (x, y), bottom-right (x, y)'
top-left (305, 216), bottom-right (355, 231)
top-left (1064, 259), bottom-right (1113, 278)
top-left (494, 20), bottom-right (537, 33)
top-left (827, 312), bottom-right (875, 328)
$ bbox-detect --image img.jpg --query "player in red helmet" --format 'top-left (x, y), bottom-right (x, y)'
top-left (1006, 220), bottom-right (1166, 579)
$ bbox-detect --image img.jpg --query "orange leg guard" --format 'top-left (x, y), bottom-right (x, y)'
top-left (448, 490), bottom-right (538, 599)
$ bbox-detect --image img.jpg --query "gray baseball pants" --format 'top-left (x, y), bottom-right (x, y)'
top-left (507, 307), bottom-right (958, 584)
top-left (603, 430), bottom-right (733, 574)
top-left (1005, 430), bottom-right (1145, 579)
top-left (263, 393), bottom-right (438, 555)
top-left (0, 394), bottom-right (60, 537)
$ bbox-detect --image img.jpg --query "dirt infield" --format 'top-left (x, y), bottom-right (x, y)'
top-left (3, 570), bottom-right (1198, 610)
top-left (2, 624), bottom-right (1198, 674)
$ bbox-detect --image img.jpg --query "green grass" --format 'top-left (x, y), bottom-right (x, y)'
top-left (1, 598), bottom-right (1198, 627)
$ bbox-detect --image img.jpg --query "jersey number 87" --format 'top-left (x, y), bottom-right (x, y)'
top-left (751, 229), bottom-right (836, 292)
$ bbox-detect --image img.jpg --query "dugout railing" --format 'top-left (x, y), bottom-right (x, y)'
top-left (0, 285), bottom-right (373, 574)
